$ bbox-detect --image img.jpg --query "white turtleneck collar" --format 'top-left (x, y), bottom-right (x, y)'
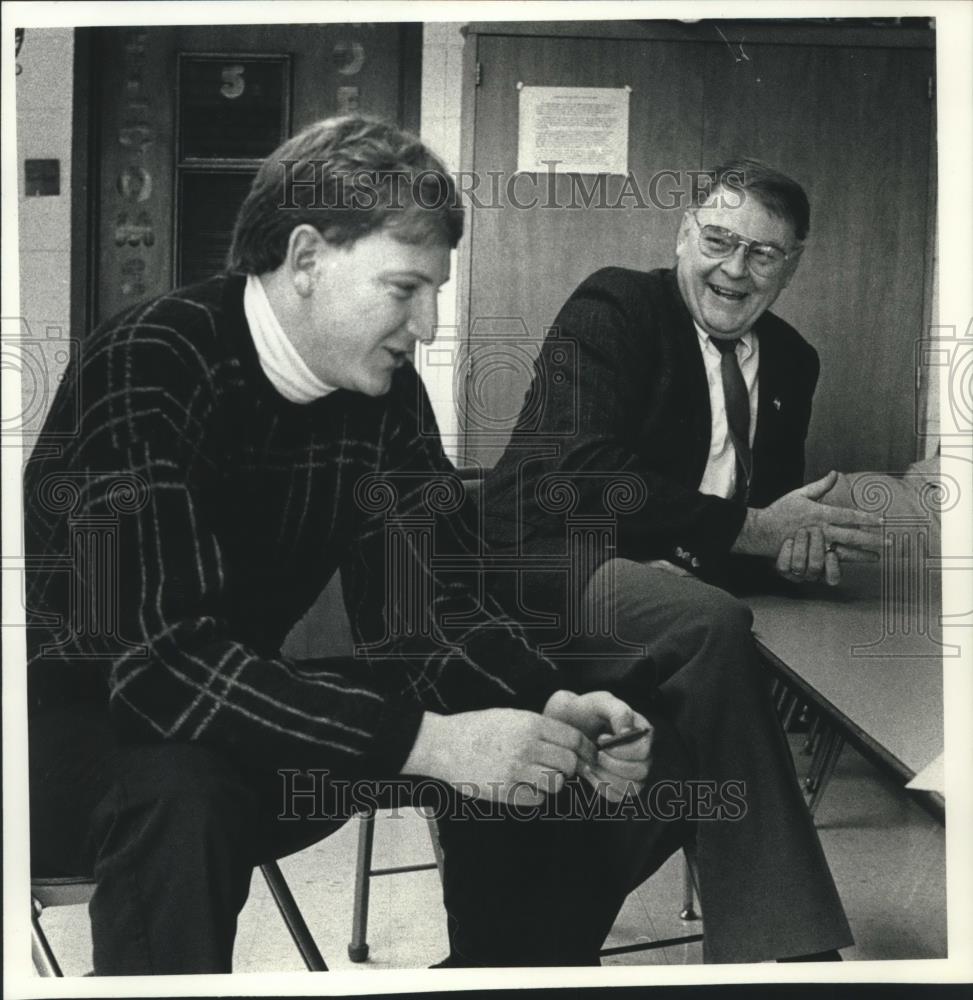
top-left (243, 274), bottom-right (336, 404)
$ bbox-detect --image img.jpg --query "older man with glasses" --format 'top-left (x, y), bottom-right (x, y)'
top-left (484, 159), bottom-right (884, 963)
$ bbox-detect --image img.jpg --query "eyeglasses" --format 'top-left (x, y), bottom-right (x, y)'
top-left (690, 211), bottom-right (801, 278)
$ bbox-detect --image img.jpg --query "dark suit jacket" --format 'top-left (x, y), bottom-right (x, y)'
top-left (483, 266), bottom-right (819, 607)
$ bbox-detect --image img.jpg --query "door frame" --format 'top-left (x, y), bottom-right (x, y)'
top-left (70, 28), bottom-right (98, 340)
top-left (70, 23), bottom-right (423, 336)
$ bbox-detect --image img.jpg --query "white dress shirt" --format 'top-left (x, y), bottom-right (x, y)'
top-left (244, 274), bottom-right (336, 404)
top-left (694, 323), bottom-right (759, 500)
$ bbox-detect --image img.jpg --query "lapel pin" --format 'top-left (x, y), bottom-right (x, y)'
top-left (773, 397), bottom-right (781, 411)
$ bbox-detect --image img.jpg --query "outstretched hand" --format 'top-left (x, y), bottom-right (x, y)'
top-left (734, 471), bottom-right (885, 568)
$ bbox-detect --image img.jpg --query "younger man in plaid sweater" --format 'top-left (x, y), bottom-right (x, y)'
top-left (25, 117), bottom-right (653, 974)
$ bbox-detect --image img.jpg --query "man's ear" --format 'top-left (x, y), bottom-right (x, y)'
top-left (779, 244), bottom-right (805, 289)
top-left (675, 211), bottom-right (693, 258)
top-left (286, 225), bottom-right (327, 297)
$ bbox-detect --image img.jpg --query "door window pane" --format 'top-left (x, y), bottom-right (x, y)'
top-left (179, 55), bottom-right (290, 161)
top-left (177, 170), bottom-right (255, 285)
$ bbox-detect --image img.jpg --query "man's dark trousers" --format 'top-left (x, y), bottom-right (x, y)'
top-left (558, 557), bottom-right (853, 963)
top-left (30, 701), bottom-right (646, 973)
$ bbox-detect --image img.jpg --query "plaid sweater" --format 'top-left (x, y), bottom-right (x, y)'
top-left (24, 273), bottom-right (562, 778)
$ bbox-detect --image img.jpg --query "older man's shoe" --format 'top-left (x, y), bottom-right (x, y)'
top-left (778, 949), bottom-right (843, 962)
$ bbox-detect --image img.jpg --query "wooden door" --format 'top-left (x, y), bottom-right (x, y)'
top-left (700, 42), bottom-right (934, 477)
top-left (91, 23), bottom-right (420, 325)
top-left (461, 24), bottom-right (934, 477)
top-left (461, 32), bottom-right (706, 467)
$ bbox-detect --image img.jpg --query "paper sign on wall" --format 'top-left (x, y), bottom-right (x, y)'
top-left (517, 86), bottom-right (629, 175)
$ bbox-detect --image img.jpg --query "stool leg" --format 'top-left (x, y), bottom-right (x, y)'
top-left (30, 900), bottom-right (62, 977)
top-left (777, 691), bottom-right (799, 729)
top-left (259, 862), bottom-right (328, 971)
top-left (807, 734), bottom-right (845, 817)
top-left (679, 848), bottom-right (701, 922)
top-left (781, 696), bottom-right (802, 732)
top-left (805, 727), bottom-right (836, 796)
top-left (802, 714), bottom-right (821, 756)
top-left (348, 811), bottom-right (376, 962)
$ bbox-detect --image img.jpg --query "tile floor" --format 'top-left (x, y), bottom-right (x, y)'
top-left (31, 734), bottom-right (946, 976)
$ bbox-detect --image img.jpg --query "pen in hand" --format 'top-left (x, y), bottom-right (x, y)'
top-left (598, 726), bottom-right (652, 751)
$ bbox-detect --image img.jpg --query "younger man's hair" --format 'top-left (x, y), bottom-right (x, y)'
top-left (228, 116), bottom-right (464, 274)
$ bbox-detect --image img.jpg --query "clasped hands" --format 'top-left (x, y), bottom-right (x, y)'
top-left (735, 470), bottom-right (886, 586)
top-left (402, 690), bottom-right (652, 808)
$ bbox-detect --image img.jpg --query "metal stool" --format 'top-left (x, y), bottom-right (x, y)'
top-left (346, 807), bottom-right (702, 963)
top-left (598, 845), bottom-right (703, 960)
top-left (348, 806), bottom-right (444, 962)
top-left (31, 877), bottom-right (95, 976)
top-left (31, 861), bottom-right (328, 975)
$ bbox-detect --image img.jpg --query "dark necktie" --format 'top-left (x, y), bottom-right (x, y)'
top-left (710, 337), bottom-right (752, 503)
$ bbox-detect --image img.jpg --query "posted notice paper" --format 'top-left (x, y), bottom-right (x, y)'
top-left (517, 85), bottom-right (629, 175)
